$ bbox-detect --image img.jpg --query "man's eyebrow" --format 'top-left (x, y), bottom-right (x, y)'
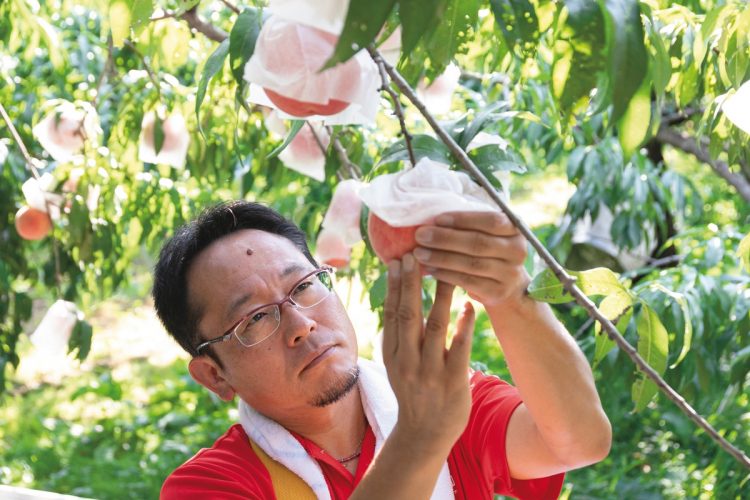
top-left (225, 263), bottom-right (309, 322)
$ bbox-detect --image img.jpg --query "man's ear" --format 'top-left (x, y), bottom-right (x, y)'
top-left (189, 356), bottom-right (236, 402)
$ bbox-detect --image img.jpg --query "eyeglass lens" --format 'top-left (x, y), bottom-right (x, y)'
top-left (234, 270), bottom-right (333, 347)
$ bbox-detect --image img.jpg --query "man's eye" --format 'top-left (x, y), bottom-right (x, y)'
top-left (248, 311), bottom-right (267, 324)
top-left (293, 280), bottom-right (313, 295)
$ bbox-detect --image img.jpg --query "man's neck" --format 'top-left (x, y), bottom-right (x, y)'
top-left (284, 385), bottom-right (367, 460)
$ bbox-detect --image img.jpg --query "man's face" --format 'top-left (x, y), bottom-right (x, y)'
top-left (186, 229), bottom-right (359, 424)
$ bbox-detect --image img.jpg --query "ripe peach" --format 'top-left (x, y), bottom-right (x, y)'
top-left (15, 206), bottom-right (52, 240)
top-left (367, 212), bottom-right (421, 264)
top-left (264, 89), bottom-right (351, 117)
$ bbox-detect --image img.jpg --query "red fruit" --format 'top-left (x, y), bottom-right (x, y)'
top-left (264, 89), bottom-right (351, 117)
top-left (367, 212), bottom-right (420, 264)
top-left (15, 206), bottom-right (52, 240)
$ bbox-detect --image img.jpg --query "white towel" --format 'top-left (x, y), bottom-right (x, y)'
top-left (238, 357), bottom-right (455, 500)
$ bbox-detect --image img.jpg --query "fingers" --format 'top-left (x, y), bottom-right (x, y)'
top-left (415, 247), bottom-right (524, 280)
top-left (424, 266), bottom-right (528, 304)
top-left (415, 227), bottom-right (527, 263)
top-left (422, 281), bottom-right (455, 372)
top-left (382, 260), bottom-right (401, 361)
top-left (435, 211), bottom-right (519, 237)
top-left (396, 254), bottom-right (423, 363)
top-left (446, 302), bottom-right (475, 375)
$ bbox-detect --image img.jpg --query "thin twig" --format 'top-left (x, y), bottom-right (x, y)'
top-left (123, 40), bottom-right (161, 94)
top-left (0, 103), bottom-right (64, 290)
top-left (368, 48), bottom-right (416, 167)
top-left (326, 126), bottom-right (362, 179)
top-left (149, 11), bottom-right (175, 22)
top-left (371, 49), bottom-right (750, 471)
top-left (306, 122), bottom-right (345, 181)
top-left (656, 126), bottom-right (750, 202)
top-left (92, 34), bottom-right (115, 107)
top-left (181, 7), bottom-right (228, 42)
top-left (219, 0), bottom-right (241, 14)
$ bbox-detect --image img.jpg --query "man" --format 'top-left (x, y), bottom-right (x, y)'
top-left (153, 200), bottom-right (611, 499)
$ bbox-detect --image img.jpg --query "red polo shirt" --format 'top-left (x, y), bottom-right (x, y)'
top-left (161, 371), bottom-right (564, 499)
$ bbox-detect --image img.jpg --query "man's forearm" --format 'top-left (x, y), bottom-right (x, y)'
top-left (487, 293), bottom-right (611, 465)
top-left (349, 427), bottom-right (449, 500)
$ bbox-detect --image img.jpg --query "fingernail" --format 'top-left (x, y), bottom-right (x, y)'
top-left (415, 228), bottom-right (433, 243)
top-left (436, 214), bottom-right (453, 226)
top-left (389, 260), bottom-right (400, 277)
top-left (403, 253), bottom-right (414, 271)
top-left (413, 248), bottom-right (431, 261)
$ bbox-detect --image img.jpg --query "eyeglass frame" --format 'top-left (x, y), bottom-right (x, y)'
top-left (194, 266), bottom-right (335, 355)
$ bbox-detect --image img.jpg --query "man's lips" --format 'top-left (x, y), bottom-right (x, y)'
top-left (300, 345), bottom-right (336, 374)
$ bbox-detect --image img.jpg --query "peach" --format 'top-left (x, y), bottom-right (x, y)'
top-left (367, 212), bottom-right (421, 264)
top-left (15, 205), bottom-right (52, 240)
top-left (264, 89), bottom-right (351, 117)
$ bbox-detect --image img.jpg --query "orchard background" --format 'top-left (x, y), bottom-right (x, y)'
top-left (1, 0), bottom-right (750, 498)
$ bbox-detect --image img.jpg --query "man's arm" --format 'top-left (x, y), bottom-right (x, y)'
top-left (413, 210), bottom-right (612, 480)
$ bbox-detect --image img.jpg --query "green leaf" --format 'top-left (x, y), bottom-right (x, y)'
top-left (399, 0), bottom-right (450, 56)
top-left (458, 101), bottom-right (508, 149)
top-left (130, 0), bottom-right (154, 37)
top-left (378, 134), bottom-right (453, 165)
top-left (729, 345), bottom-right (750, 387)
top-left (468, 144), bottom-right (527, 174)
top-left (266, 120), bottom-right (305, 159)
top-left (229, 8), bottom-right (262, 84)
top-left (599, 0), bottom-right (648, 122)
top-left (68, 319), bottom-right (93, 362)
top-left (108, 0), bottom-right (153, 46)
top-left (617, 70), bottom-right (652, 159)
top-left (738, 232), bottom-right (750, 272)
top-left (153, 114), bottom-right (165, 156)
top-left (489, 0), bottom-right (539, 56)
top-left (594, 291), bottom-right (633, 365)
top-left (553, 0), bottom-right (606, 113)
top-left (196, 39), bottom-right (230, 136)
top-left (632, 303), bottom-right (669, 412)
top-left (325, 0), bottom-right (397, 68)
top-left (576, 267), bottom-right (627, 296)
top-left (423, 0), bottom-right (480, 71)
top-left (174, 0), bottom-right (201, 16)
top-left (109, 1), bottom-right (132, 47)
top-left (528, 268), bottom-right (575, 304)
top-left (369, 272), bottom-right (388, 309)
top-left (649, 284), bottom-right (692, 369)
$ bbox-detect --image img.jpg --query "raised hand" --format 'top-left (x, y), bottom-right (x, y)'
top-left (382, 253), bottom-right (476, 453)
top-left (413, 211), bottom-right (529, 308)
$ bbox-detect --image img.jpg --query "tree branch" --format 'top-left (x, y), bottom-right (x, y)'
top-left (181, 7), bottom-right (228, 43)
top-left (656, 126), bottom-right (750, 203)
top-left (370, 49), bottom-right (750, 471)
top-left (326, 126), bottom-right (362, 179)
top-left (368, 48), bottom-right (416, 167)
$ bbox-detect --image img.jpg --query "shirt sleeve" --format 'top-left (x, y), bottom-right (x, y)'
top-left (465, 371), bottom-right (565, 500)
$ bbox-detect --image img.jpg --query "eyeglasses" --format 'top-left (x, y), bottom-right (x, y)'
top-left (195, 267), bottom-right (334, 354)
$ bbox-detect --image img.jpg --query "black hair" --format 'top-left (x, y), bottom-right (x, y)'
top-left (152, 200), bottom-right (318, 359)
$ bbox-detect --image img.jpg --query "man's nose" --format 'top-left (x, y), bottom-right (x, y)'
top-left (280, 301), bottom-right (317, 346)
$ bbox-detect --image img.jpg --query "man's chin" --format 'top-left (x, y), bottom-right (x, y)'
top-left (309, 365), bottom-right (360, 408)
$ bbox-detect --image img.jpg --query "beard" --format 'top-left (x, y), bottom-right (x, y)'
top-left (309, 366), bottom-right (360, 408)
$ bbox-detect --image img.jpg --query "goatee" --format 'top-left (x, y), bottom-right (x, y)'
top-left (310, 366), bottom-right (360, 407)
